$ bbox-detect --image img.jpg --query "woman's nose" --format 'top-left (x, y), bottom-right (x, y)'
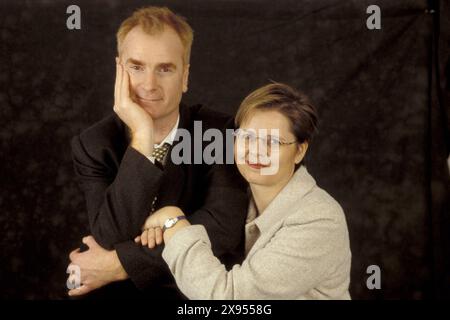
top-left (250, 138), bottom-right (270, 156)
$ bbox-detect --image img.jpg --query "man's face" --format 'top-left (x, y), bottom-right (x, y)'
top-left (119, 26), bottom-right (189, 121)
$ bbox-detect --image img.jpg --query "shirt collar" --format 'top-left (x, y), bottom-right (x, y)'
top-left (154, 115), bottom-right (180, 148)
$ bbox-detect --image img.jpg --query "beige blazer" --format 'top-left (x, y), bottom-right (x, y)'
top-left (162, 166), bottom-right (352, 299)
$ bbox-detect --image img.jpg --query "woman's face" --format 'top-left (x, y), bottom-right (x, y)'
top-left (234, 109), bottom-right (307, 188)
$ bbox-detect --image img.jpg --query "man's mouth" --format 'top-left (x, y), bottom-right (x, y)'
top-left (137, 96), bottom-right (163, 102)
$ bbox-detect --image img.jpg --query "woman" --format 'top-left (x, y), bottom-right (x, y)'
top-left (135, 83), bottom-right (352, 299)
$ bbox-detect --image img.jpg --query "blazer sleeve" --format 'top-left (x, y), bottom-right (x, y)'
top-left (72, 113), bottom-right (248, 290)
top-left (71, 135), bottom-right (164, 249)
top-left (116, 158), bottom-right (248, 290)
top-left (114, 241), bottom-right (174, 291)
top-left (187, 161), bottom-right (248, 265)
top-left (162, 216), bottom-right (351, 299)
top-left (185, 114), bottom-right (248, 266)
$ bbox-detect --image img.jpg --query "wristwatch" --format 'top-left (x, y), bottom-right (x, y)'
top-left (162, 215), bottom-right (187, 232)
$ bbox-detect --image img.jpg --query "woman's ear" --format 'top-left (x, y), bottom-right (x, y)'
top-left (295, 142), bottom-right (309, 164)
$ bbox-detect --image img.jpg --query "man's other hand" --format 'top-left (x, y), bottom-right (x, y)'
top-left (67, 235), bottom-right (128, 297)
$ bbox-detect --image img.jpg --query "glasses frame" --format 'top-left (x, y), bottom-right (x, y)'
top-left (233, 128), bottom-right (297, 148)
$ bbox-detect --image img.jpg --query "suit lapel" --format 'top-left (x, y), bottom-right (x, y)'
top-left (155, 104), bottom-right (192, 207)
top-left (157, 155), bottom-right (186, 207)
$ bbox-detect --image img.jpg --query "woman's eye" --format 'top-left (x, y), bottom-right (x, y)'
top-left (270, 137), bottom-right (281, 145)
top-left (243, 133), bottom-right (255, 140)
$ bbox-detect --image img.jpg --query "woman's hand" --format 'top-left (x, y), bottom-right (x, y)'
top-left (135, 206), bottom-right (187, 249)
top-left (135, 227), bottom-right (163, 249)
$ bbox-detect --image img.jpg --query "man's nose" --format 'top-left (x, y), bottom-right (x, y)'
top-left (142, 71), bottom-right (158, 90)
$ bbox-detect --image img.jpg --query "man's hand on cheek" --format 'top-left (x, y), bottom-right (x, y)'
top-left (67, 235), bottom-right (128, 297)
top-left (114, 57), bottom-right (155, 157)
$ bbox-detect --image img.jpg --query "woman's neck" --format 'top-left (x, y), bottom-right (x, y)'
top-left (250, 175), bottom-right (292, 215)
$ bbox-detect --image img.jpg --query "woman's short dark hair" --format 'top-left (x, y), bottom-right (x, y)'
top-left (235, 82), bottom-right (319, 167)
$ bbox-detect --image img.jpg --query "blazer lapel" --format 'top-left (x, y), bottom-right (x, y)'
top-left (157, 155), bottom-right (186, 207)
top-left (245, 166), bottom-right (317, 256)
top-left (155, 104), bottom-right (192, 207)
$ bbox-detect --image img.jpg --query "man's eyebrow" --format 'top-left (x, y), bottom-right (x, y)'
top-left (157, 62), bottom-right (177, 70)
top-left (125, 58), bottom-right (145, 65)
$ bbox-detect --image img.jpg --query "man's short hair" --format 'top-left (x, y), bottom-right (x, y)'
top-left (116, 6), bottom-right (194, 65)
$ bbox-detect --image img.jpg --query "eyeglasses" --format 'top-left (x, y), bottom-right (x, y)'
top-left (233, 129), bottom-right (297, 148)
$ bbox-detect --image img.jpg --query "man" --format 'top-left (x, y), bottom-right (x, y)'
top-left (67, 6), bottom-right (248, 299)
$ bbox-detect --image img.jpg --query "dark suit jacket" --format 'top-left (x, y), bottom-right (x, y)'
top-left (71, 103), bottom-right (248, 297)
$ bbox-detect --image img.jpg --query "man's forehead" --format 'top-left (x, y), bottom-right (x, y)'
top-left (120, 26), bottom-right (184, 64)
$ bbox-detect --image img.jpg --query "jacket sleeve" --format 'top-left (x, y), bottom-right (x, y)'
top-left (187, 161), bottom-right (248, 265)
top-left (162, 217), bottom-right (351, 299)
top-left (115, 160), bottom-right (248, 290)
top-left (71, 114), bottom-right (248, 290)
top-left (114, 241), bottom-right (174, 291)
top-left (71, 135), bottom-right (164, 249)
top-left (186, 115), bottom-right (248, 266)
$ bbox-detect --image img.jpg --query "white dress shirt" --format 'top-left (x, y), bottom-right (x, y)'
top-left (147, 115), bottom-right (180, 164)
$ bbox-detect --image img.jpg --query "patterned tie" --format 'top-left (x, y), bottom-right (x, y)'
top-left (150, 143), bottom-right (171, 213)
top-left (151, 142), bottom-right (171, 163)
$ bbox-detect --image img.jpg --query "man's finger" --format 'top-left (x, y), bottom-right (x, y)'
top-left (134, 235), bottom-right (141, 243)
top-left (69, 248), bottom-right (80, 262)
top-left (122, 64), bottom-right (131, 103)
top-left (141, 229), bottom-right (148, 246)
top-left (82, 235), bottom-right (97, 249)
top-left (68, 284), bottom-right (92, 297)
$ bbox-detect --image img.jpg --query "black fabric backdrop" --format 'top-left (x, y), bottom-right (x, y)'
top-left (0, 0), bottom-right (448, 299)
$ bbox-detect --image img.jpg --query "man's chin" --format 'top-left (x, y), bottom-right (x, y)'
top-left (140, 105), bottom-right (158, 117)
top-left (136, 100), bottom-right (159, 114)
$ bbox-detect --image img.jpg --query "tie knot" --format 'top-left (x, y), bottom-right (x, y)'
top-left (151, 143), bottom-right (171, 163)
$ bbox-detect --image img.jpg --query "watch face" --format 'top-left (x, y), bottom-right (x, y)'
top-left (165, 218), bottom-right (176, 228)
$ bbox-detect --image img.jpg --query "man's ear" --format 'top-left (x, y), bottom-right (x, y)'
top-left (295, 142), bottom-right (309, 164)
top-left (182, 64), bottom-right (190, 93)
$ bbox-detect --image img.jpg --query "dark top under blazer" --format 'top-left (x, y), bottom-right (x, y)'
top-left (71, 104), bottom-right (248, 294)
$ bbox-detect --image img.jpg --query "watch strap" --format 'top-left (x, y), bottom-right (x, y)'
top-left (162, 215), bottom-right (187, 232)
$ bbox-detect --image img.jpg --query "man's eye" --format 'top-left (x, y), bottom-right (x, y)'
top-left (159, 66), bottom-right (172, 73)
top-left (129, 65), bottom-right (144, 72)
